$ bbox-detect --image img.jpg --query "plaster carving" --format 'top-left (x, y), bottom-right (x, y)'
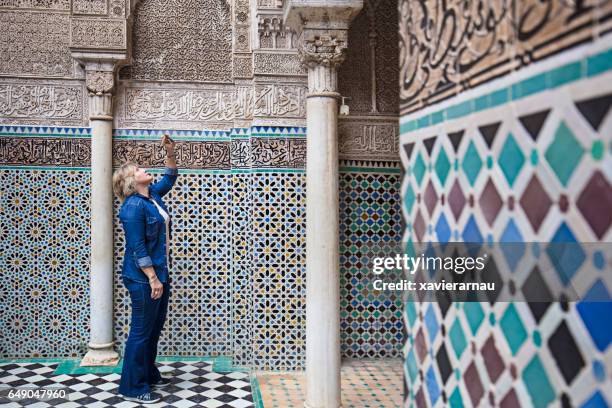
top-left (0, 12), bottom-right (72, 77)
top-left (115, 85), bottom-right (258, 127)
top-left (399, 0), bottom-right (606, 113)
top-left (73, 0), bottom-right (108, 15)
top-left (254, 52), bottom-right (305, 75)
top-left (0, 81), bottom-right (84, 124)
top-left (233, 56), bottom-right (254, 78)
top-left (299, 35), bottom-right (348, 69)
top-left (71, 18), bottom-right (126, 49)
top-left (254, 84), bottom-right (305, 118)
top-left (86, 71), bottom-right (114, 95)
top-left (129, 0), bottom-right (232, 82)
top-left (257, 0), bottom-right (282, 8)
top-left (338, 120), bottom-right (399, 161)
top-left (234, 26), bottom-right (251, 52)
top-left (258, 16), bottom-right (295, 49)
top-left (110, 0), bottom-right (125, 17)
top-left (0, 0), bottom-right (69, 10)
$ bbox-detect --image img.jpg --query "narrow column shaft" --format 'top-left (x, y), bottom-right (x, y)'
top-left (81, 90), bottom-right (119, 366)
top-left (90, 116), bottom-right (115, 346)
top-left (305, 64), bottom-right (342, 408)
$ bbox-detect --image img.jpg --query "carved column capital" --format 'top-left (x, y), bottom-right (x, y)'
top-left (298, 34), bottom-right (348, 69)
top-left (86, 70), bottom-right (115, 96)
top-left (84, 70), bottom-right (115, 120)
top-left (283, 0), bottom-right (362, 95)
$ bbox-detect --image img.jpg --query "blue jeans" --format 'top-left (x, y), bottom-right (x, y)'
top-left (118, 277), bottom-right (170, 397)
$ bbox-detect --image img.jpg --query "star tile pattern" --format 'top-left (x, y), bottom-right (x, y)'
top-left (0, 126), bottom-right (404, 370)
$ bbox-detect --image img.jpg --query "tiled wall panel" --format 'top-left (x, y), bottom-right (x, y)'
top-left (400, 43), bottom-right (612, 406)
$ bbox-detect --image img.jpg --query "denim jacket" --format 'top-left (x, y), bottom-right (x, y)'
top-left (118, 167), bottom-right (178, 284)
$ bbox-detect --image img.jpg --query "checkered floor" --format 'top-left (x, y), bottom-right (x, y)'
top-left (0, 360), bottom-right (254, 407)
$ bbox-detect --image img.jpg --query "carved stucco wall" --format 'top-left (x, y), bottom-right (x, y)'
top-left (0, 0), bottom-right (403, 369)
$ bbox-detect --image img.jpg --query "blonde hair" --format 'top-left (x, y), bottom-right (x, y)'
top-left (113, 162), bottom-right (139, 202)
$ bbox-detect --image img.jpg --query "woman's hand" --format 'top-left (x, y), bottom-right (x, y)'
top-left (161, 134), bottom-right (175, 155)
top-left (149, 276), bottom-right (164, 299)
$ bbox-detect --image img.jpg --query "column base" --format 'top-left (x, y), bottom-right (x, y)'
top-left (80, 342), bottom-right (120, 367)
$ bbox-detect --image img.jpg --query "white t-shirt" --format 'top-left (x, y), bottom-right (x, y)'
top-left (149, 197), bottom-right (170, 261)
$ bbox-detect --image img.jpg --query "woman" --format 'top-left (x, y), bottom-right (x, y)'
top-left (112, 134), bottom-right (178, 404)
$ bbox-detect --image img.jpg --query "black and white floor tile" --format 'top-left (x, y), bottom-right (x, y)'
top-left (0, 361), bottom-right (254, 407)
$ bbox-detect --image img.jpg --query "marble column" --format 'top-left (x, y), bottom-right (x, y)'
top-left (284, 2), bottom-right (362, 406)
top-left (302, 41), bottom-right (344, 408)
top-left (80, 68), bottom-right (120, 366)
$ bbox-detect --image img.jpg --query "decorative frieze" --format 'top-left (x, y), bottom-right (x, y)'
top-left (254, 52), bottom-right (305, 76)
top-left (113, 140), bottom-right (232, 169)
top-left (254, 84), bottom-right (306, 118)
top-left (338, 120), bottom-right (398, 161)
top-left (70, 18), bottom-right (127, 49)
top-left (0, 0), bottom-right (69, 11)
top-left (0, 137), bottom-right (90, 166)
top-left (399, 0), bottom-right (612, 113)
top-left (0, 80), bottom-right (85, 125)
top-left (72, 0), bottom-right (108, 15)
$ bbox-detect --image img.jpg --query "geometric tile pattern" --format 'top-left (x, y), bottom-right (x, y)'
top-left (0, 169), bottom-right (91, 358)
top-left (0, 126), bottom-right (403, 372)
top-left (0, 360), bottom-right (254, 407)
top-left (257, 358), bottom-right (403, 408)
top-left (400, 54), bottom-right (612, 406)
top-left (339, 170), bottom-right (404, 358)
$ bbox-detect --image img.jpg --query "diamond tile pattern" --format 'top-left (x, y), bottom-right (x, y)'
top-left (400, 75), bottom-right (612, 407)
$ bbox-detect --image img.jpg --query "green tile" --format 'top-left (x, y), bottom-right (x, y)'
top-left (549, 62), bottom-right (582, 87)
top-left (498, 132), bottom-right (525, 187)
top-left (431, 110), bottom-right (444, 124)
top-left (474, 95), bottom-right (489, 112)
top-left (404, 184), bottom-right (416, 214)
top-left (490, 88), bottom-right (509, 107)
top-left (449, 387), bottom-right (465, 408)
top-left (449, 319), bottom-right (467, 359)
top-left (513, 73), bottom-right (548, 99)
top-left (406, 349), bottom-right (418, 384)
top-left (463, 302), bottom-right (485, 335)
top-left (435, 147), bottom-right (451, 187)
top-left (413, 152), bottom-right (426, 186)
top-left (522, 355), bottom-right (555, 408)
top-left (447, 101), bottom-right (472, 120)
top-left (417, 115), bottom-right (431, 129)
top-left (400, 120), bottom-right (417, 134)
top-left (500, 303), bottom-right (527, 355)
top-left (405, 301), bottom-right (417, 327)
top-left (461, 141), bottom-right (483, 186)
top-left (545, 121), bottom-right (584, 186)
top-left (587, 49), bottom-right (612, 77)
top-left (592, 140), bottom-right (604, 160)
top-left (54, 359), bottom-right (123, 375)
